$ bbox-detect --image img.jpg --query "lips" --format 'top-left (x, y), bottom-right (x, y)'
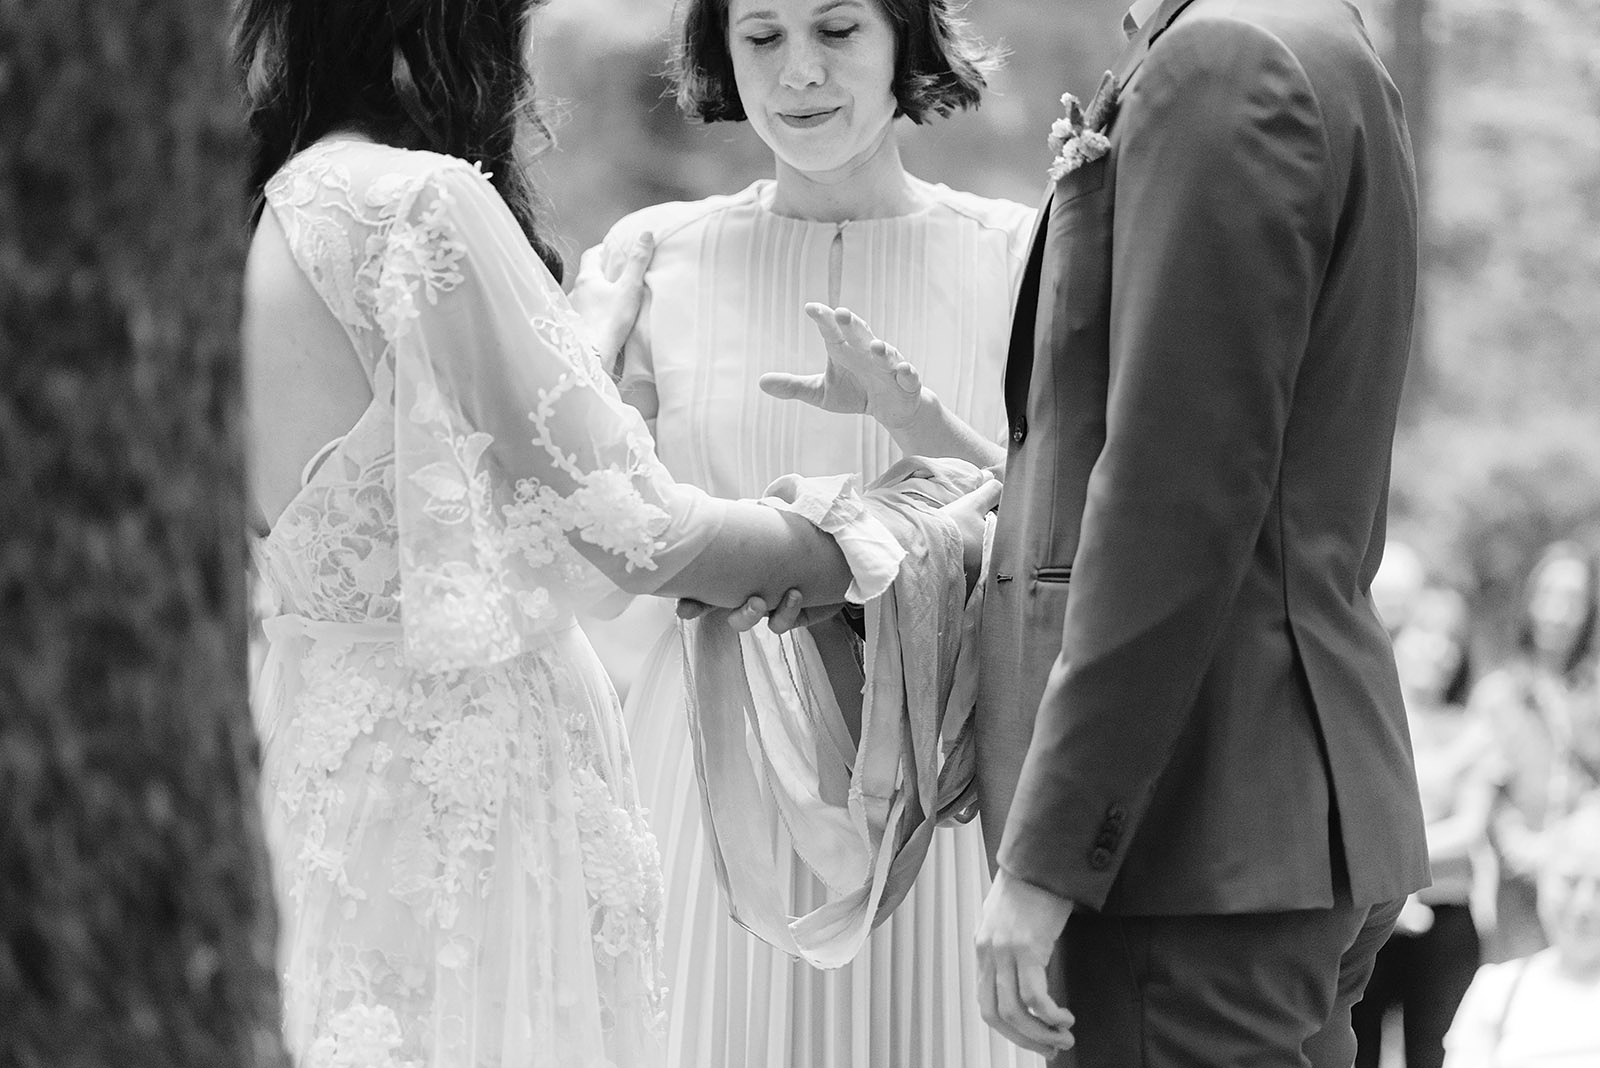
top-left (776, 107), bottom-right (841, 129)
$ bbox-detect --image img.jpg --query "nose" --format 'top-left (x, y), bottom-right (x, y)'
top-left (779, 37), bottom-right (826, 90)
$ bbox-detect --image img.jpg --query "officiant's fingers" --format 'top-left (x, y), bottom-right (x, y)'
top-left (889, 359), bottom-right (922, 396)
top-left (836, 308), bottom-right (892, 362)
top-left (759, 371), bottom-right (827, 408)
top-left (578, 244), bottom-right (604, 281)
top-left (615, 230), bottom-right (655, 285)
top-left (803, 303), bottom-right (871, 345)
top-left (804, 302), bottom-right (846, 345)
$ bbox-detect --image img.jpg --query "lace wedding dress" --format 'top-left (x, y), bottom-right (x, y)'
top-left (249, 137), bottom-right (735, 1068)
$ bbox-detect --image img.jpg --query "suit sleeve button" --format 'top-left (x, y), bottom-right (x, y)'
top-left (1088, 846), bottom-right (1113, 871)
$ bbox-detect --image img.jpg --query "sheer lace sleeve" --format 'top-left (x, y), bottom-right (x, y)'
top-left (378, 160), bottom-right (725, 672)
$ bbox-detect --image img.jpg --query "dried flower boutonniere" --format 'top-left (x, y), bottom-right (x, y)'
top-left (1047, 70), bottom-right (1121, 181)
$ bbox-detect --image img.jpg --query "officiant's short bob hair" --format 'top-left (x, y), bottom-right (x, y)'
top-left (672, 0), bottom-right (1000, 124)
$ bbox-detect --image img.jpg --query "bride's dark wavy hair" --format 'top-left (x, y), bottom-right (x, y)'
top-left (234, 0), bottom-right (564, 280)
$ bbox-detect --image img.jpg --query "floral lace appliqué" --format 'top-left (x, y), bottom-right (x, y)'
top-left (305, 1001), bottom-right (421, 1068)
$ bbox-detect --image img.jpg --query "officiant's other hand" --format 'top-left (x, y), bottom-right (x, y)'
top-left (761, 304), bottom-right (927, 432)
top-left (569, 231), bottom-right (654, 370)
top-left (975, 869), bottom-right (1076, 1057)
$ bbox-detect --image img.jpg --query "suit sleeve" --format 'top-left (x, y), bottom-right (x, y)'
top-left (997, 18), bottom-right (1336, 906)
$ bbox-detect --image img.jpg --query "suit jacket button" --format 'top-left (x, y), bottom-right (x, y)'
top-left (1088, 846), bottom-right (1113, 871)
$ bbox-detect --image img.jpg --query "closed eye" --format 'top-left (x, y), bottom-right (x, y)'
top-left (745, 32), bottom-right (781, 47)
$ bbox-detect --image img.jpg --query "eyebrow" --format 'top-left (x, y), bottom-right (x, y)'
top-left (734, 0), bottom-right (866, 24)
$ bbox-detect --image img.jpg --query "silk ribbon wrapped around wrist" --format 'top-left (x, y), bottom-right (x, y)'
top-left (681, 456), bottom-right (995, 969)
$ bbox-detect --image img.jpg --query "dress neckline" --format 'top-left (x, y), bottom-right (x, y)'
top-left (750, 177), bottom-right (943, 225)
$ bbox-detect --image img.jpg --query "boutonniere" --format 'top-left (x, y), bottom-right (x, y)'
top-left (1047, 70), bottom-right (1120, 181)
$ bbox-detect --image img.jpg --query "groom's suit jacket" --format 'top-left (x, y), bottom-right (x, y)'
top-left (976, 0), bottom-right (1430, 915)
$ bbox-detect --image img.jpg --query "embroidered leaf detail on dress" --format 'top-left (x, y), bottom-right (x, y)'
top-left (408, 462), bottom-right (470, 502)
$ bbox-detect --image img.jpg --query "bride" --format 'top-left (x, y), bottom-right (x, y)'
top-left (233, 0), bottom-right (994, 1064)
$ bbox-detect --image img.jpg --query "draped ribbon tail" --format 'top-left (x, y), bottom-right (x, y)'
top-left (681, 612), bottom-right (806, 958)
top-left (933, 512), bottom-right (995, 826)
top-left (682, 458), bottom-right (992, 970)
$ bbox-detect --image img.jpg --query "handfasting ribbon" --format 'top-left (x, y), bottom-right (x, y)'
top-left (683, 458), bottom-right (992, 969)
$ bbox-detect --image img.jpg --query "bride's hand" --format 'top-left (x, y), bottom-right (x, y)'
top-left (568, 232), bottom-right (655, 370)
top-left (760, 304), bottom-right (927, 432)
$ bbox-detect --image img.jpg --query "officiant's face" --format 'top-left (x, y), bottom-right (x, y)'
top-left (728, 0), bottom-right (899, 176)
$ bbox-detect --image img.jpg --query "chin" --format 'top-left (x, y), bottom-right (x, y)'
top-left (775, 139), bottom-right (878, 180)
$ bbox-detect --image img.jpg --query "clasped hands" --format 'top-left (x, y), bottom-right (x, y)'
top-left (679, 303), bottom-right (997, 633)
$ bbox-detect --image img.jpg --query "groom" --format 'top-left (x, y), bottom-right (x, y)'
top-left (969, 0), bottom-right (1429, 1063)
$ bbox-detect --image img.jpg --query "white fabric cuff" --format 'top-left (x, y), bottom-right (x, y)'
top-left (758, 473), bottom-right (906, 603)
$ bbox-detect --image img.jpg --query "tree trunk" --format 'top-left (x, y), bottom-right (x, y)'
top-left (0, 2), bottom-right (287, 1066)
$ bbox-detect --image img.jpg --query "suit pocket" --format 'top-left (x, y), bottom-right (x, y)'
top-left (1034, 565), bottom-right (1073, 585)
top-left (1053, 156), bottom-right (1108, 203)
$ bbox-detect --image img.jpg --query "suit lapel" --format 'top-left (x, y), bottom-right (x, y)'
top-left (1002, 185), bottom-right (1056, 437)
top-left (1001, 0), bottom-right (1206, 437)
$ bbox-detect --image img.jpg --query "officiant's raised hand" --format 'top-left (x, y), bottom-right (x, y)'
top-left (772, 303), bottom-right (1007, 471)
top-left (761, 304), bottom-right (927, 431)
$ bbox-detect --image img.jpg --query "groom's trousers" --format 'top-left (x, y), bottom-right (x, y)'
top-left (1051, 896), bottom-right (1403, 1068)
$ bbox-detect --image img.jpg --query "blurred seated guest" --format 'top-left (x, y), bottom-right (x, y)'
top-left (1473, 541), bottom-right (1600, 960)
top-left (1354, 584), bottom-right (1493, 1068)
top-left (1373, 539), bottom-right (1426, 638)
top-left (1441, 796), bottom-right (1600, 1067)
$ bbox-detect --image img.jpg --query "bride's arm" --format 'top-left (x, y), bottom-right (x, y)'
top-left (562, 229), bottom-right (863, 612)
top-left (623, 500), bottom-right (853, 609)
top-left (383, 162), bottom-right (941, 675)
top-left (760, 304), bottom-right (1006, 472)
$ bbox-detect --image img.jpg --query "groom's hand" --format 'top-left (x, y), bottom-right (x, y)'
top-left (940, 476), bottom-right (1002, 597)
top-left (676, 591), bottom-right (839, 634)
top-left (976, 869), bottom-right (1076, 1057)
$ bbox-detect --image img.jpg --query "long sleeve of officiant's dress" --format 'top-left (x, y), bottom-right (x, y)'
top-left (585, 179), bottom-right (1041, 1068)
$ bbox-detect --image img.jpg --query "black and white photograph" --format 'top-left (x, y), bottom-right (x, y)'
top-left (4, 0), bottom-right (1599, 1065)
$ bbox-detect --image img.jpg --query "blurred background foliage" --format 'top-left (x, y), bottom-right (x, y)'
top-left (533, 0), bottom-right (1600, 662)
